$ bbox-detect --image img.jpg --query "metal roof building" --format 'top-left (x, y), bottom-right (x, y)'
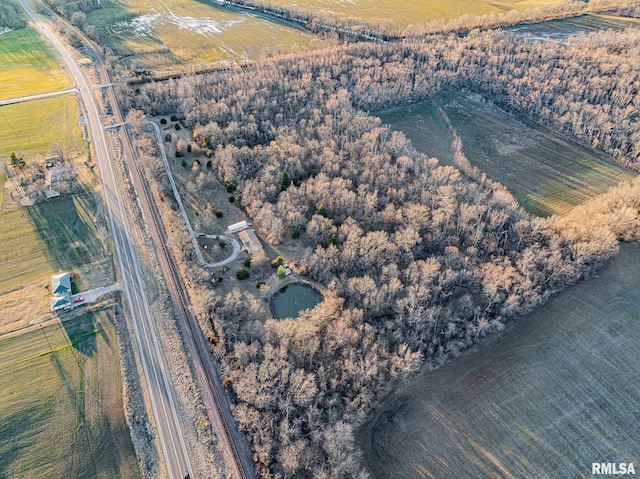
top-left (50, 292), bottom-right (71, 311)
top-left (51, 272), bottom-right (71, 295)
top-left (238, 229), bottom-right (263, 255)
top-left (227, 221), bottom-right (249, 234)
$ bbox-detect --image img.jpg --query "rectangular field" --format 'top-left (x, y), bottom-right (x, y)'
top-left (0, 94), bottom-right (85, 160)
top-left (504, 13), bottom-right (640, 42)
top-left (0, 308), bottom-right (140, 478)
top-left (245, 0), bottom-right (565, 27)
top-left (381, 91), bottom-right (635, 217)
top-left (438, 92), bottom-right (635, 216)
top-left (359, 243), bottom-right (640, 479)
top-left (0, 27), bottom-right (71, 101)
top-left (0, 190), bottom-right (114, 332)
top-left (87, 0), bottom-right (316, 70)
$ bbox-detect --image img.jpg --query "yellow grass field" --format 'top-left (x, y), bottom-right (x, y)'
top-left (0, 308), bottom-right (141, 478)
top-left (0, 27), bottom-right (72, 101)
top-left (0, 94), bottom-right (85, 160)
top-left (87, 0), bottom-right (316, 70)
top-left (252, 0), bottom-right (565, 27)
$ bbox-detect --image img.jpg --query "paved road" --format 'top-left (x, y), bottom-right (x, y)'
top-left (0, 88), bottom-right (78, 106)
top-left (18, 2), bottom-right (194, 478)
top-left (149, 121), bottom-right (241, 267)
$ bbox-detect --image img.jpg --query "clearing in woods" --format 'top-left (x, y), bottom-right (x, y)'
top-left (0, 27), bottom-right (72, 101)
top-left (245, 0), bottom-right (566, 27)
top-left (0, 94), bottom-right (85, 160)
top-left (358, 242), bottom-right (640, 479)
top-left (504, 13), bottom-right (640, 42)
top-left (87, 0), bottom-right (316, 70)
top-left (0, 307), bottom-right (141, 479)
top-left (382, 92), bottom-right (635, 217)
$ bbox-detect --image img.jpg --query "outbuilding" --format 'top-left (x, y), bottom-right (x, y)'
top-left (238, 229), bottom-right (263, 255)
top-left (227, 221), bottom-right (249, 234)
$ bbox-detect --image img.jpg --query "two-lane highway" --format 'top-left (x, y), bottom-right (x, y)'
top-left (17, 1), bottom-right (194, 477)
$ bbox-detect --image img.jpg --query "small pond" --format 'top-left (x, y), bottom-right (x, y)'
top-left (271, 283), bottom-right (323, 319)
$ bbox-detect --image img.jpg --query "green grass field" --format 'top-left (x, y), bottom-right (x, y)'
top-left (504, 13), bottom-right (640, 41)
top-left (0, 191), bottom-right (113, 293)
top-left (0, 27), bottom-right (71, 101)
top-left (377, 102), bottom-right (453, 166)
top-left (0, 94), bottom-right (85, 160)
top-left (87, 0), bottom-right (316, 70)
top-left (0, 308), bottom-right (141, 478)
top-left (383, 91), bottom-right (635, 217)
top-left (359, 242), bottom-right (640, 478)
top-left (249, 0), bottom-right (565, 27)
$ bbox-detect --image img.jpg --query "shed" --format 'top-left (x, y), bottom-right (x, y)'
top-left (227, 221), bottom-right (249, 234)
top-left (51, 272), bottom-right (71, 295)
top-left (238, 229), bottom-right (263, 255)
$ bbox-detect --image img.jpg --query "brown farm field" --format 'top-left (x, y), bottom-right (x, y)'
top-left (383, 92), bottom-right (635, 217)
top-left (87, 0), bottom-right (317, 70)
top-left (359, 242), bottom-right (640, 479)
top-left (0, 307), bottom-right (141, 478)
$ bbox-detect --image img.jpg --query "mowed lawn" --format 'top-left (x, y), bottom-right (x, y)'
top-left (0, 309), bottom-right (140, 478)
top-left (0, 188), bottom-right (112, 293)
top-left (252, 0), bottom-right (564, 27)
top-left (88, 0), bottom-right (315, 69)
top-left (0, 94), bottom-right (85, 160)
top-left (0, 27), bottom-right (71, 101)
top-left (359, 243), bottom-right (640, 478)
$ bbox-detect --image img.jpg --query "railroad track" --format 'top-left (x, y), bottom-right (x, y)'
top-left (31, 5), bottom-right (257, 476)
top-left (102, 50), bottom-right (257, 479)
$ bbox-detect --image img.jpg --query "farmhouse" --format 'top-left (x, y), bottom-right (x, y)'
top-left (51, 272), bottom-right (71, 295)
top-left (50, 272), bottom-right (72, 311)
top-left (238, 229), bottom-right (263, 255)
top-left (50, 292), bottom-right (71, 311)
top-left (227, 220), bottom-right (249, 234)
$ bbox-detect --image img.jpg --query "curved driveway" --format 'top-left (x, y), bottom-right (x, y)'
top-left (149, 121), bottom-right (241, 267)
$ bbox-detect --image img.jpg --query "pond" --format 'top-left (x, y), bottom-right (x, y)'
top-left (270, 283), bottom-right (323, 319)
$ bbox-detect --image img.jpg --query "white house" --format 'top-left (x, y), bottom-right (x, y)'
top-left (50, 272), bottom-right (72, 311)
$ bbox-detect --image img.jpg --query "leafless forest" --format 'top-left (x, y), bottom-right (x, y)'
top-left (124, 27), bottom-right (640, 478)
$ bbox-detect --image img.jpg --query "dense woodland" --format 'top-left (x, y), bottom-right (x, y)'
top-left (127, 26), bottom-right (640, 478)
top-left (0, 0), bottom-right (26, 30)
top-left (44, 0), bottom-right (101, 18)
top-left (617, 4), bottom-right (640, 17)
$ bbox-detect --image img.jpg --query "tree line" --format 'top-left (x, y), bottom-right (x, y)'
top-left (126, 27), bottom-right (640, 478)
top-left (0, 0), bottom-right (26, 30)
